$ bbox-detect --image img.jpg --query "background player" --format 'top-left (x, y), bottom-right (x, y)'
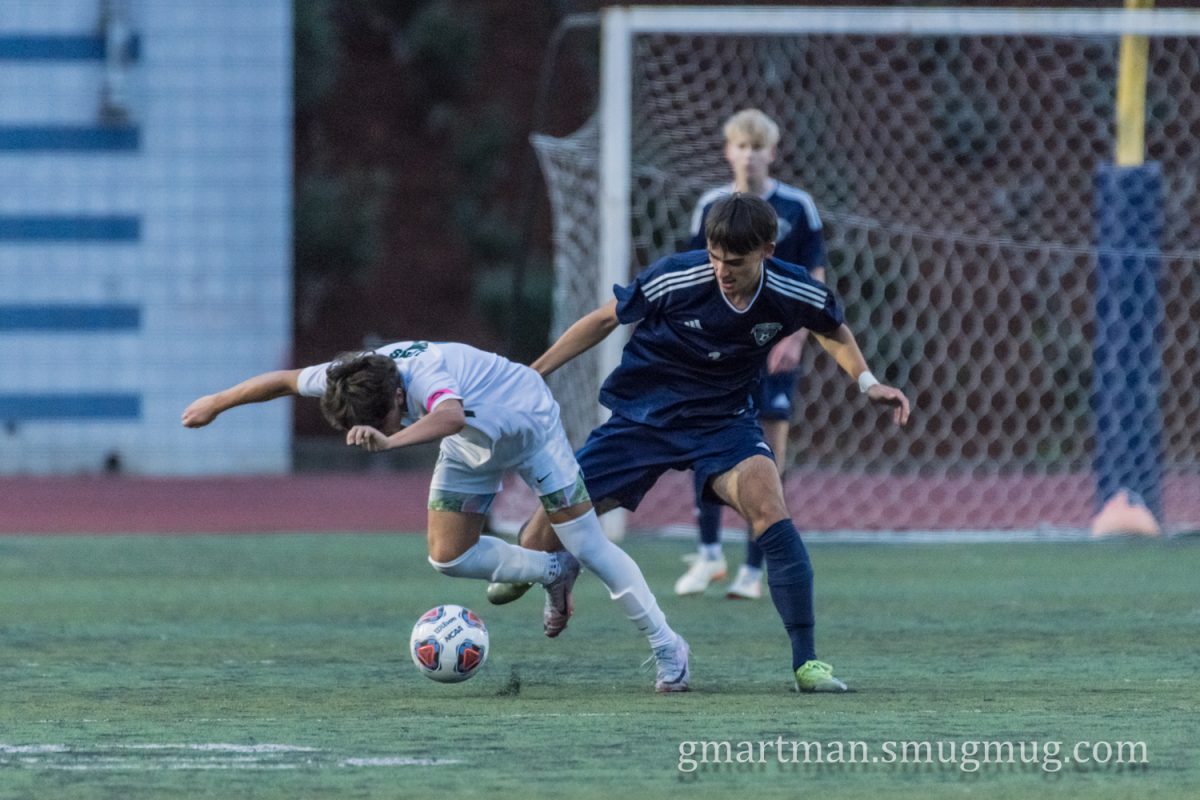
top-left (677, 108), bottom-right (829, 601)
top-left (511, 194), bottom-right (909, 692)
top-left (182, 341), bottom-right (690, 692)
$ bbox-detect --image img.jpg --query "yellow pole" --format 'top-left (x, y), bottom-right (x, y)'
top-left (1115, 0), bottom-right (1153, 167)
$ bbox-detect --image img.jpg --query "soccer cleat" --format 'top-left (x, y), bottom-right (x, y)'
top-left (486, 581), bottom-right (533, 605)
top-left (651, 635), bottom-right (691, 693)
top-left (794, 659), bottom-right (848, 693)
top-left (542, 550), bottom-right (581, 638)
top-left (673, 555), bottom-right (727, 596)
top-left (725, 565), bottom-right (763, 600)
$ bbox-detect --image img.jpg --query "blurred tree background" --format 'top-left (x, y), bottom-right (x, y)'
top-left (292, 0), bottom-right (595, 435)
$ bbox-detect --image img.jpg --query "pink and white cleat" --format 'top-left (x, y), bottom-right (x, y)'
top-left (542, 550), bottom-right (581, 638)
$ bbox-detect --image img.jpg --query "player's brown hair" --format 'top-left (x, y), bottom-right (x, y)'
top-left (704, 193), bottom-right (778, 255)
top-left (320, 352), bottom-right (400, 430)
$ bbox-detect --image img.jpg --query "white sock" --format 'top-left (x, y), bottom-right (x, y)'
top-left (740, 564), bottom-right (763, 581)
top-left (701, 543), bottom-right (723, 561)
top-left (551, 510), bottom-right (676, 649)
top-left (428, 536), bottom-right (556, 584)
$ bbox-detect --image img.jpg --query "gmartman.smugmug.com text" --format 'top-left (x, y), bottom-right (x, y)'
top-left (677, 738), bottom-right (1149, 774)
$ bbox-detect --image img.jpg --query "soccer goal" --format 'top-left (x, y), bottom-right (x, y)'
top-left (526, 5), bottom-right (1200, 538)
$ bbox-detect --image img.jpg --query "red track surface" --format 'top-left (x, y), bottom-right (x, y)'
top-left (1, 471), bottom-right (1196, 534)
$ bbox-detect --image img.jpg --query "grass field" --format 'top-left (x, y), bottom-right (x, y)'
top-left (1, 533), bottom-right (1197, 799)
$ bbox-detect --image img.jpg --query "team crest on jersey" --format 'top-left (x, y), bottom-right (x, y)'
top-left (752, 322), bottom-right (783, 346)
top-left (390, 341), bottom-right (429, 359)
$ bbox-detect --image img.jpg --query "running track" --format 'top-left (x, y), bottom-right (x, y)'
top-left (1, 471), bottom-right (1196, 534)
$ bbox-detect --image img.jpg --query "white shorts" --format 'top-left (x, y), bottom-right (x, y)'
top-left (428, 422), bottom-right (581, 508)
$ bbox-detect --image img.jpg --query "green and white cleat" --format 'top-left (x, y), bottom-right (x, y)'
top-left (794, 660), bottom-right (848, 693)
top-left (486, 581), bottom-right (534, 605)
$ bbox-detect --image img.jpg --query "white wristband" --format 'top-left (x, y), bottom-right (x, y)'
top-left (857, 371), bottom-right (880, 394)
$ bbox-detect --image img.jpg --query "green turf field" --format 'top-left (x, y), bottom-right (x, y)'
top-left (1, 533), bottom-right (1197, 799)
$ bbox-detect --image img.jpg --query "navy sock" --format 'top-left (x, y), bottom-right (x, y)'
top-left (744, 535), bottom-right (765, 569)
top-left (754, 518), bottom-right (815, 669)
top-left (696, 497), bottom-right (723, 546)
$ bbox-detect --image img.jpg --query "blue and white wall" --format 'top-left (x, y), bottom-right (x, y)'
top-left (0, 0), bottom-right (291, 474)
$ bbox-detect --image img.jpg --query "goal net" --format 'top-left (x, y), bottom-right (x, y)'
top-left (524, 7), bottom-right (1200, 535)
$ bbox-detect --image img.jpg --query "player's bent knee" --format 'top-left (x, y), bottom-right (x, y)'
top-left (746, 506), bottom-right (791, 537)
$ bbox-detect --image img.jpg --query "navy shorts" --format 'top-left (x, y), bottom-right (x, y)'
top-left (576, 413), bottom-right (775, 511)
top-left (755, 369), bottom-right (802, 421)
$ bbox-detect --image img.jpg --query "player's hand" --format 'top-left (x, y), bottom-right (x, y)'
top-left (181, 395), bottom-right (221, 428)
top-left (346, 425), bottom-right (391, 452)
top-left (766, 332), bottom-right (805, 374)
top-left (866, 383), bottom-right (910, 427)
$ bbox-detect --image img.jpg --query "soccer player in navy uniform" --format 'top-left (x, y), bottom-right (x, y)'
top-left (516, 193), bottom-right (909, 691)
top-left (677, 109), bottom-right (829, 601)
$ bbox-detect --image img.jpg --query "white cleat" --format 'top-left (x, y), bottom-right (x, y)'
top-left (674, 555), bottom-right (727, 596)
top-left (725, 565), bottom-right (763, 600)
top-left (543, 551), bottom-right (581, 638)
top-left (652, 635), bottom-right (691, 693)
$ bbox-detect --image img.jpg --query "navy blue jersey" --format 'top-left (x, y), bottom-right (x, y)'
top-left (601, 250), bottom-right (844, 427)
top-left (689, 181), bottom-right (826, 269)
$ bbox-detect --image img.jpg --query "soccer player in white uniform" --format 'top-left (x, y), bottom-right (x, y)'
top-left (182, 341), bottom-right (689, 691)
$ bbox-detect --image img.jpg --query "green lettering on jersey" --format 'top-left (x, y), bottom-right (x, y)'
top-left (390, 342), bottom-right (429, 359)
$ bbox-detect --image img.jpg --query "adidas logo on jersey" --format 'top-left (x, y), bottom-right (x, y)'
top-left (682, 319), bottom-right (703, 330)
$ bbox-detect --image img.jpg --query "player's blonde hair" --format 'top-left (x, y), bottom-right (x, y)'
top-left (723, 109), bottom-right (780, 149)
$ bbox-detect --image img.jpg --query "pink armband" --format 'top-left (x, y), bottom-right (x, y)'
top-left (426, 389), bottom-right (456, 410)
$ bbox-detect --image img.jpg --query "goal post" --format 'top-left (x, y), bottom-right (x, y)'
top-left (528, 5), bottom-right (1200, 536)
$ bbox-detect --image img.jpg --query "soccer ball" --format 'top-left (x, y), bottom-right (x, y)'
top-left (409, 604), bottom-right (489, 683)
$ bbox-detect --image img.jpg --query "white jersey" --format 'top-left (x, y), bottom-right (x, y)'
top-left (297, 341), bottom-right (560, 470)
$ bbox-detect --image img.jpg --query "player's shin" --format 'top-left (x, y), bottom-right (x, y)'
top-left (428, 535), bottom-right (560, 584)
top-left (550, 510), bottom-right (676, 649)
top-left (754, 519), bottom-right (816, 668)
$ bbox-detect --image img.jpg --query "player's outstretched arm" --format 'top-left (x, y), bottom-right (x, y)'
top-left (812, 324), bottom-right (910, 426)
top-left (530, 299), bottom-right (619, 378)
top-left (181, 369), bottom-right (302, 428)
top-left (345, 399), bottom-right (466, 453)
